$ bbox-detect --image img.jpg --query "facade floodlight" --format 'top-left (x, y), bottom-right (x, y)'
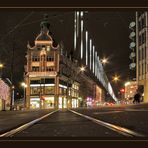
top-left (129, 52), bottom-right (136, 59)
top-left (129, 63), bottom-right (136, 69)
top-left (129, 22), bottom-right (136, 29)
top-left (130, 42), bottom-right (136, 48)
top-left (129, 32), bottom-right (136, 39)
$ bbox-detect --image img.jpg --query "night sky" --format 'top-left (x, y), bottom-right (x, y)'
top-left (0, 11), bottom-right (135, 97)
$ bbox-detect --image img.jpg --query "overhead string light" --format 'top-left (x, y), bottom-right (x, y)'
top-left (76, 11), bottom-right (79, 38)
top-left (93, 45), bottom-right (95, 73)
top-left (85, 31), bottom-right (88, 65)
top-left (80, 11), bottom-right (84, 59)
top-left (74, 11), bottom-right (77, 51)
top-left (90, 39), bottom-right (92, 70)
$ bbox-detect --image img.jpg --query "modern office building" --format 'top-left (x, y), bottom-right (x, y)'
top-left (136, 11), bottom-right (148, 102)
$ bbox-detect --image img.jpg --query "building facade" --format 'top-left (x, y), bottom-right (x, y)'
top-left (0, 78), bottom-right (11, 111)
top-left (25, 16), bottom-right (81, 109)
top-left (136, 11), bottom-right (148, 102)
top-left (124, 81), bottom-right (138, 101)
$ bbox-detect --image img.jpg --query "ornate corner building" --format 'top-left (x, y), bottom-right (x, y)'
top-left (24, 15), bottom-right (82, 109)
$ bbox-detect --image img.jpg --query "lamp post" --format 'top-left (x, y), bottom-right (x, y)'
top-left (21, 82), bottom-right (27, 109)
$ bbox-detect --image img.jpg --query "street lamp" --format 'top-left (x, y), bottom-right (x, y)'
top-left (21, 82), bottom-right (27, 109)
top-left (0, 63), bottom-right (4, 68)
top-left (101, 57), bottom-right (108, 65)
top-left (112, 75), bottom-right (120, 82)
top-left (0, 63), bottom-right (4, 78)
top-left (80, 66), bottom-right (86, 72)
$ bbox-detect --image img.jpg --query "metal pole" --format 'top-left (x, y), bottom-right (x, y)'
top-left (10, 37), bottom-right (15, 111)
top-left (24, 87), bottom-right (26, 109)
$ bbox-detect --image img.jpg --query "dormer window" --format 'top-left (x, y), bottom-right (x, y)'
top-left (47, 46), bottom-right (51, 51)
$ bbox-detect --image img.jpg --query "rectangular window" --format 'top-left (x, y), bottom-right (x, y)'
top-left (32, 55), bottom-right (40, 62)
top-left (138, 49), bottom-right (141, 61)
top-left (142, 33), bottom-right (145, 44)
top-left (32, 66), bottom-right (39, 72)
top-left (141, 18), bottom-right (145, 28)
top-left (138, 21), bottom-right (141, 31)
top-left (139, 35), bottom-right (142, 45)
top-left (47, 56), bottom-right (54, 61)
top-left (59, 88), bottom-right (62, 94)
top-left (30, 87), bottom-right (40, 95)
top-left (45, 78), bottom-right (55, 84)
top-left (45, 86), bottom-right (55, 94)
top-left (30, 80), bottom-right (40, 84)
top-left (46, 66), bottom-right (55, 72)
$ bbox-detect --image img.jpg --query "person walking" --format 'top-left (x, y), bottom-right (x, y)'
top-left (133, 92), bottom-right (141, 104)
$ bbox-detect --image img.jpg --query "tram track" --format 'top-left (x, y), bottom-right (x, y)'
top-left (0, 109), bottom-right (146, 138)
top-left (0, 109), bottom-right (59, 137)
top-left (69, 109), bottom-right (146, 137)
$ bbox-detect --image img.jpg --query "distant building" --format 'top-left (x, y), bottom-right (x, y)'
top-left (136, 11), bottom-right (148, 101)
top-left (124, 81), bottom-right (138, 100)
top-left (0, 78), bottom-right (11, 111)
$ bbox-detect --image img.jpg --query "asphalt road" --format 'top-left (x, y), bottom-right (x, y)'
top-left (1, 103), bottom-right (148, 139)
top-left (72, 103), bottom-right (148, 136)
top-left (15, 109), bottom-right (124, 138)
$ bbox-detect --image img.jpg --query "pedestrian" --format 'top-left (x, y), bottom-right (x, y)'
top-left (133, 92), bottom-right (141, 104)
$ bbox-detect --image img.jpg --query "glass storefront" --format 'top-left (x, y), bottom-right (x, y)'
top-left (58, 97), bottom-right (67, 109)
top-left (44, 97), bottom-right (54, 108)
top-left (30, 98), bottom-right (40, 109)
top-left (72, 99), bottom-right (78, 108)
top-left (30, 86), bottom-right (55, 95)
top-left (30, 97), bottom-right (55, 109)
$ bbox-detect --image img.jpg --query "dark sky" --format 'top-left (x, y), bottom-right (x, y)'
top-left (0, 11), bottom-right (135, 96)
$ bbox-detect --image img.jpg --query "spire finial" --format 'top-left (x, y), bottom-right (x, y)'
top-left (40, 13), bottom-right (50, 31)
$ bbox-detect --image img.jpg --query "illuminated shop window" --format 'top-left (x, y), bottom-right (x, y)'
top-left (59, 88), bottom-right (62, 94)
top-left (45, 86), bottom-right (55, 94)
top-left (64, 88), bottom-right (67, 94)
top-left (31, 87), bottom-right (40, 95)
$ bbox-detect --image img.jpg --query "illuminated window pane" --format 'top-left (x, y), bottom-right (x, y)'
top-left (45, 86), bottom-right (55, 94)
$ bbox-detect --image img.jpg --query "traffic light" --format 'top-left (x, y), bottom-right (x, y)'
top-left (120, 88), bottom-right (125, 93)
